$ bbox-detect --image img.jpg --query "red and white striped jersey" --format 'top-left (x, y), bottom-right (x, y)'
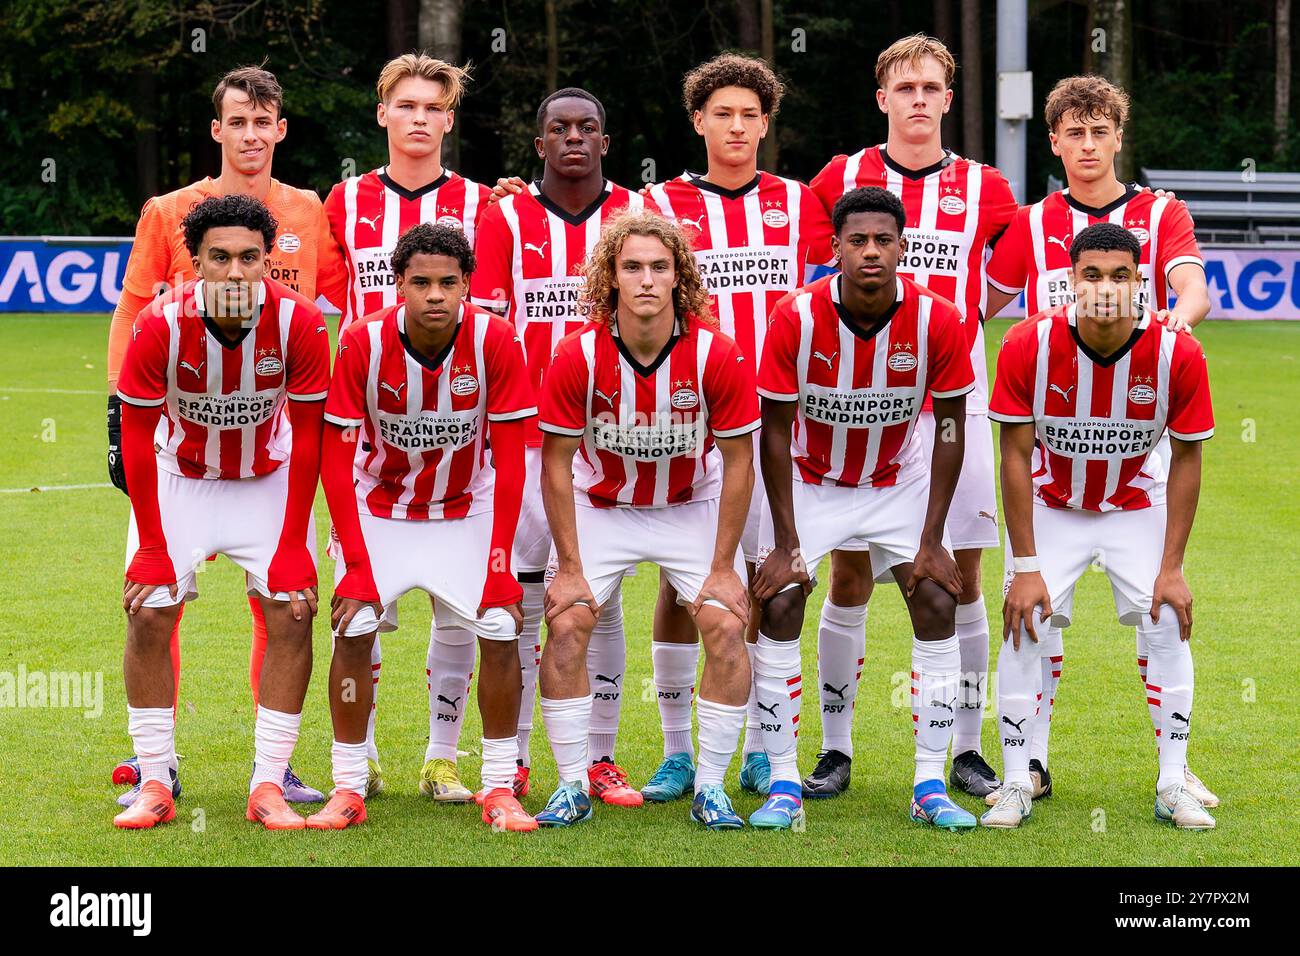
top-left (647, 171), bottom-right (834, 366)
top-left (986, 186), bottom-right (1204, 316)
top-left (539, 318), bottom-right (759, 509)
top-left (324, 167), bottom-right (490, 334)
top-left (323, 302), bottom-right (536, 520)
top-left (758, 274), bottom-right (975, 488)
top-left (117, 278), bottom-right (331, 480)
top-left (988, 304), bottom-right (1214, 512)
top-left (810, 146), bottom-right (1017, 412)
top-left (469, 180), bottom-right (656, 445)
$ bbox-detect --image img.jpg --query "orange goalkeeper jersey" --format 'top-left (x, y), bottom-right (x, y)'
top-left (106, 177), bottom-right (346, 389)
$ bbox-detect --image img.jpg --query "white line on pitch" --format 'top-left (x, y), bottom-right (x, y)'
top-left (0, 482), bottom-right (114, 494)
top-left (0, 387), bottom-right (101, 395)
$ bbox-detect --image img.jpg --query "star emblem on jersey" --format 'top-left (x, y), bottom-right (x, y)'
top-left (436, 207), bottom-right (464, 230)
top-left (888, 342), bottom-right (917, 373)
top-left (451, 365), bottom-right (479, 396)
top-left (254, 348), bottom-right (283, 376)
top-left (1128, 376), bottom-right (1156, 404)
top-left (670, 380), bottom-right (699, 410)
top-left (761, 199), bottom-right (789, 228)
top-left (938, 187), bottom-right (966, 215)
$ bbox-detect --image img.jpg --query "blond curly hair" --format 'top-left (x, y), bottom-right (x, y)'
top-left (579, 210), bottom-right (714, 333)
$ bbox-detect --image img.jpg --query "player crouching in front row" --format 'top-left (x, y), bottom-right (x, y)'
top-left (313, 223), bottom-right (538, 832)
top-left (985, 222), bottom-right (1215, 830)
top-left (114, 195), bottom-right (330, 830)
top-left (534, 211), bottom-right (760, 830)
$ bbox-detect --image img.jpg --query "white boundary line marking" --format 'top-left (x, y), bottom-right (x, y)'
top-left (0, 482), bottom-right (114, 494)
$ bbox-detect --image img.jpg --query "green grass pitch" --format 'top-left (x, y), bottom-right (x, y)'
top-left (1, 313), bottom-right (1296, 866)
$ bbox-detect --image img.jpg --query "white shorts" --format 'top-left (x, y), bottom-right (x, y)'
top-left (1001, 504), bottom-right (1165, 629)
top-left (124, 467), bottom-right (315, 609)
top-left (914, 409), bottom-right (1000, 551)
top-left (568, 498), bottom-right (745, 611)
top-left (513, 446), bottom-right (551, 573)
top-left (337, 510), bottom-right (516, 641)
top-left (740, 432), bottom-right (764, 564)
top-left (758, 475), bottom-right (947, 590)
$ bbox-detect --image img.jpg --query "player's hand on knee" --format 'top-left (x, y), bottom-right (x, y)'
top-left (330, 595), bottom-right (377, 637)
top-left (1003, 571), bottom-right (1050, 650)
top-left (694, 567), bottom-right (749, 624)
top-left (544, 570), bottom-right (598, 624)
top-left (1151, 569), bottom-right (1193, 641)
top-left (907, 539), bottom-right (961, 599)
top-left (481, 600), bottom-right (525, 636)
top-left (751, 546), bottom-right (810, 602)
top-left (287, 586), bottom-right (318, 621)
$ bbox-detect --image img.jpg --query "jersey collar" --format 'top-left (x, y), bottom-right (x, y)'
top-left (830, 273), bottom-right (903, 342)
top-left (611, 316), bottom-right (682, 377)
top-left (530, 179), bottom-right (613, 226)
top-left (378, 166), bottom-right (451, 201)
top-left (193, 279), bottom-right (266, 349)
top-left (396, 302), bottom-right (464, 372)
top-left (685, 170), bottom-right (762, 201)
top-left (878, 144), bottom-right (957, 181)
top-left (1061, 183), bottom-right (1140, 218)
top-left (1066, 302), bottom-right (1150, 367)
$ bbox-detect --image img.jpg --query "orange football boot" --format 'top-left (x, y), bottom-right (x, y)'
top-left (475, 762), bottom-right (531, 805)
top-left (113, 780), bottom-right (176, 829)
top-left (588, 761), bottom-right (644, 807)
top-left (305, 789), bottom-right (366, 830)
top-left (246, 782), bottom-right (307, 830)
top-left (482, 788), bottom-right (538, 832)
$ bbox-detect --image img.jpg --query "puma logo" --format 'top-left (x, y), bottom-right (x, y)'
top-left (961, 676), bottom-right (984, 692)
top-left (756, 701), bottom-right (779, 717)
top-left (358, 212), bottom-right (383, 230)
top-left (929, 699), bottom-right (954, 713)
top-left (593, 386), bottom-right (618, 405)
top-left (823, 682), bottom-right (849, 700)
top-left (978, 511), bottom-right (997, 523)
top-left (524, 240), bottom-right (549, 257)
top-left (379, 381), bottom-right (407, 400)
top-left (1002, 715), bottom-right (1027, 733)
top-left (813, 349), bottom-right (838, 369)
top-left (179, 359), bottom-right (205, 376)
top-left (1047, 234), bottom-right (1070, 253)
top-left (437, 694), bottom-right (461, 710)
top-left (680, 215), bottom-right (705, 231)
top-left (595, 673), bottom-right (621, 686)
top-left (1048, 383), bottom-right (1076, 401)
top-left (1172, 711), bottom-right (1191, 724)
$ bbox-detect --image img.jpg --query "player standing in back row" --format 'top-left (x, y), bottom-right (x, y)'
top-left (470, 88), bottom-right (655, 807)
top-left (323, 53), bottom-right (492, 804)
top-left (984, 223), bottom-right (1215, 831)
top-left (983, 75), bottom-right (1216, 808)
top-left (640, 53), bottom-right (834, 802)
top-left (806, 34), bottom-right (1018, 799)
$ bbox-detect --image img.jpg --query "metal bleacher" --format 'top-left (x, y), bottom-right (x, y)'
top-left (1142, 168), bottom-right (1300, 246)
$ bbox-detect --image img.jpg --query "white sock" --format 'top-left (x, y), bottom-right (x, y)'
top-left (953, 597), bottom-right (990, 756)
top-left (250, 706), bottom-right (302, 792)
top-left (481, 736), bottom-right (519, 793)
top-left (331, 739), bottom-right (369, 796)
top-left (695, 697), bottom-right (747, 791)
top-left (754, 633), bottom-right (803, 785)
top-left (587, 585), bottom-right (625, 763)
top-left (996, 626), bottom-right (1042, 789)
top-left (816, 600), bottom-right (866, 757)
top-left (127, 705), bottom-right (175, 787)
top-left (366, 634), bottom-right (381, 763)
top-left (1028, 627), bottom-right (1063, 767)
top-left (540, 695), bottom-right (591, 790)
top-left (652, 641), bottom-right (699, 758)
top-left (741, 642), bottom-right (762, 756)
top-left (516, 580), bottom-right (544, 766)
top-left (911, 635), bottom-right (960, 786)
top-left (425, 625), bottom-right (475, 762)
top-left (1142, 610), bottom-right (1195, 792)
top-left (1137, 630), bottom-right (1159, 747)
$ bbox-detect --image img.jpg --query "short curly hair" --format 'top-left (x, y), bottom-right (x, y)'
top-left (181, 194), bottom-right (278, 256)
top-left (831, 186), bottom-right (906, 237)
top-left (391, 222), bottom-right (476, 276)
top-left (1069, 222), bottom-right (1140, 268)
top-left (579, 211), bottom-right (713, 334)
top-left (682, 53), bottom-right (784, 117)
top-left (1045, 74), bottom-right (1130, 132)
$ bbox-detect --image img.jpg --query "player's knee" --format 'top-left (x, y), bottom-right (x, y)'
top-left (334, 629), bottom-right (374, 661)
top-left (829, 551), bottom-right (873, 605)
top-left (956, 550), bottom-right (984, 604)
top-left (911, 581), bottom-right (957, 639)
top-left (126, 607), bottom-right (178, 648)
top-left (760, 589), bottom-right (806, 641)
top-left (478, 636), bottom-right (518, 668)
top-left (543, 610), bottom-right (592, 672)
